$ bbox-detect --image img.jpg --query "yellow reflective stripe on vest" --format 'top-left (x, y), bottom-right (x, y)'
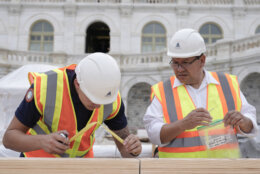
top-left (105, 92), bottom-right (122, 120)
top-left (34, 72), bottom-right (48, 116)
top-left (29, 120), bottom-right (50, 135)
top-left (159, 148), bottom-right (240, 158)
top-left (151, 83), bottom-right (162, 102)
top-left (176, 85), bottom-right (196, 120)
top-left (207, 83), bottom-right (225, 119)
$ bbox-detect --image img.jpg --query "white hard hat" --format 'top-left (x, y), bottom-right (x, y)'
top-left (75, 52), bottom-right (121, 105)
top-left (167, 28), bottom-right (206, 58)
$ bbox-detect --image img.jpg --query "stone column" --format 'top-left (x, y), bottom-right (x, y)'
top-left (232, 0), bottom-right (246, 39)
top-left (63, 0), bottom-right (77, 54)
top-left (7, 0), bottom-right (21, 50)
top-left (176, 0), bottom-right (189, 29)
top-left (117, 1), bottom-right (133, 54)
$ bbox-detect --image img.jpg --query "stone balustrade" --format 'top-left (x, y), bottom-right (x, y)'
top-left (187, 0), bottom-right (234, 5)
top-left (244, 0), bottom-right (260, 5)
top-left (232, 34), bottom-right (260, 53)
top-left (0, 34), bottom-right (259, 73)
top-left (1, 0), bottom-right (259, 5)
top-left (133, 0), bottom-right (177, 3)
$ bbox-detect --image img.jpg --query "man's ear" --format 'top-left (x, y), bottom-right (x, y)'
top-left (200, 54), bottom-right (206, 67)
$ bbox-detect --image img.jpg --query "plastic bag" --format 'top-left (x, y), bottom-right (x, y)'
top-left (197, 119), bottom-right (241, 158)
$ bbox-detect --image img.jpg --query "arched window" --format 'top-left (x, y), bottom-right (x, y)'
top-left (199, 23), bottom-right (223, 44)
top-left (142, 22), bottom-right (166, 53)
top-left (255, 25), bottom-right (260, 34)
top-left (29, 21), bottom-right (54, 52)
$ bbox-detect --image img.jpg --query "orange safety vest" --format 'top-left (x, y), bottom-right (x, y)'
top-left (151, 72), bottom-right (242, 158)
top-left (24, 65), bottom-right (121, 158)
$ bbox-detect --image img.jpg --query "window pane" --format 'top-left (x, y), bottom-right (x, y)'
top-left (212, 38), bottom-right (217, 43)
top-left (36, 36), bottom-right (41, 40)
top-left (32, 22), bottom-right (42, 32)
top-left (30, 43), bottom-right (41, 51)
top-left (143, 24), bottom-right (153, 34)
top-left (200, 24), bottom-right (209, 34)
top-left (142, 37), bottom-right (152, 43)
top-left (155, 24), bottom-right (165, 34)
top-left (142, 45), bottom-right (153, 53)
top-left (204, 38), bottom-right (209, 44)
top-left (44, 22), bottom-right (54, 32)
top-left (156, 37), bottom-right (165, 43)
top-left (211, 24), bottom-right (221, 34)
top-left (44, 43), bottom-right (53, 52)
top-left (44, 36), bottom-right (53, 41)
top-left (155, 45), bottom-right (165, 52)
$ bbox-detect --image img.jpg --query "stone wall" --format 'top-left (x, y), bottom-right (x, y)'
top-left (126, 82), bottom-right (151, 132)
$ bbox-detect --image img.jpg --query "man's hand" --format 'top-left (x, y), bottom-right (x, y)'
top-left (123, 134), bottom-right (142, 157)
top-left (113, 126), bottom-right (142, 158)
top-left (223, 111), bottom-right (253, 133)
top-left (181, 108), bottom-right (212, 130)
top-left (40, 130), bottom-right (70, 154)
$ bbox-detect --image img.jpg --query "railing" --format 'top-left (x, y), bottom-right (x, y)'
top-left (0, 50), bottom-right (170, 68)
top-left (244, 0), bottom-right (260, 5)
top-left (187, 0), bottom-right (234, 5)
top-left (21, 0), bottom-right (66, 2)
top-left (232, 34), bottom-right (260, 53)
top-left (0, 34), bottom-right (259, 69)
top-left (133, 0), bottom-right (177, 3)
top-left (0, 0), bottom-right (259, 5)
top-left (75, 0), bottom-right (121, 3)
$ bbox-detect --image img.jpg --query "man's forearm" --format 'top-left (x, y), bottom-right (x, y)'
top-left (160, 120), bottom-right (185, 144)
top-left (3, 129), bottom-right (43, 152)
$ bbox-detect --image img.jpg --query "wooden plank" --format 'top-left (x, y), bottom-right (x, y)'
top-left (140, 158), bottom-right (260, 174)
top-left (0, 158), bottom-right (139, 174)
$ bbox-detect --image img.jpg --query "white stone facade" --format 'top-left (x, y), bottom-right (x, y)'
top-left (0, 0), bottom-right (260, 157)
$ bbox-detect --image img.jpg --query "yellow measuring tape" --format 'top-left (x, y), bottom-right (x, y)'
top-left (69, 122), bottom-right (97, 142)
top-left (69, 122), bottom-right (124, 144)
top-left (101, 124), bottom-right (124, 144)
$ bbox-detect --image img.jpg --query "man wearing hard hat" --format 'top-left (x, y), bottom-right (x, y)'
top-left (143, 28), bottom-right (258, 158)
top-left (3, 52), bottom-right (142, 158)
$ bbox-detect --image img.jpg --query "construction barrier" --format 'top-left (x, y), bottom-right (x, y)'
top-left (1, 158), bottom-right (260, 174)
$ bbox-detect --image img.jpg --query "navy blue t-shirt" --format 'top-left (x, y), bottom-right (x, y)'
top-left (15, 69), bottom-right (127, 132)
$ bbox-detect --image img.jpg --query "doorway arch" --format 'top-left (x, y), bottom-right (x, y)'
top-left (86, 22), bottom-right (110, 53)
top-left (240, 72), bottom-right (260, 123)
top-left (126, 82), bottom-right (151, 133)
